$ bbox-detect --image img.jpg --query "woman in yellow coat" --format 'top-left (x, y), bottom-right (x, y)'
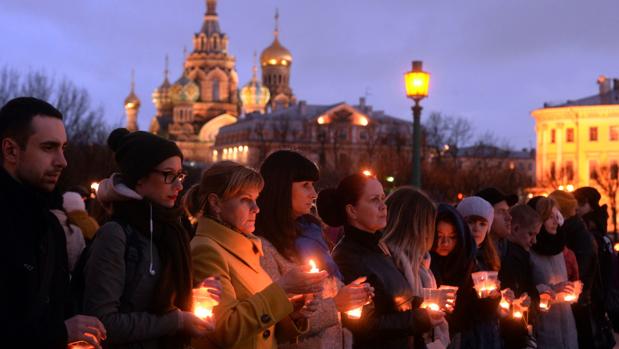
top-left (185, 161), bottom-right (328, 349)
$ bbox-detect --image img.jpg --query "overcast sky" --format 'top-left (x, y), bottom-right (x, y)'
top-left (1, 0), bottom-right (618, 148)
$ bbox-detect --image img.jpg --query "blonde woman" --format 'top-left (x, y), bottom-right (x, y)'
top-left (185, 161), bottom-right (327, 349)
top-left (382, 186), bottom-right (449, 348)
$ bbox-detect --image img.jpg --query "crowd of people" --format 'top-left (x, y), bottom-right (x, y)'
top-left (1, 96), bottom-right (618, 349)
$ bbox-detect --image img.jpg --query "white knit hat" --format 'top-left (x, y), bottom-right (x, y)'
top-left (456, 196), bottom-right (494, 227)
top-left (62, 191), bottom-right (86, 212)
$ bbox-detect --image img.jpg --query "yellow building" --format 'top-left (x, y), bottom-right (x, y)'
top-left (532, 75), bottom-right (619, 229)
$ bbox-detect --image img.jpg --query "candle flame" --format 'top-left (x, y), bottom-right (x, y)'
top-left (346, 307), bottom-right (362, 319)
top-left (513, 311), bottom-right (523, 319)
top-left (308, 259), bottom-right (319, 273)
top-left (195, 305), bottom-right (213, 319)
top-left (563, 294), bottom-right (576, 302)
top-left (500, 300), bottom-right (510, 309)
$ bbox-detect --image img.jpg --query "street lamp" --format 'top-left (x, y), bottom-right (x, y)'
top-left (405, 60), bottom-right (430, 187)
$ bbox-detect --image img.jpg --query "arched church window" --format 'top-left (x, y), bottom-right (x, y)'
top-left (213, 79), bottom-right (220, 101)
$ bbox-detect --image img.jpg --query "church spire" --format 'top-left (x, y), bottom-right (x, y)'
top-left (164, 54), bottom-right (169, 82)
top-left (274, 8), bottom-right (280, 39)
top-left (124, 68), bottom-right (140, 132)
top-left (206, 0), bottom-right (217, 16)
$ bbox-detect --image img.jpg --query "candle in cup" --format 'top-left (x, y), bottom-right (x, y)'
top-left (308, 259), bottom-right (319, 273)
top-left (193, 287), bottom-right (216, 320)
top-left (422, 302), bottom-right (440, 311)
top-left (347, 307), bottom-right (362, 319)
top-left (512, 310), bottom-right (523, 319)
top-left (563, 294), bottom-right (576, 302)
top-left (500, 298), bottom-right (510, 310)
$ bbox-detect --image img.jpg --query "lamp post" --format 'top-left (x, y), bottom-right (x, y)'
top-left (404, 60), bottom-right (430, 187)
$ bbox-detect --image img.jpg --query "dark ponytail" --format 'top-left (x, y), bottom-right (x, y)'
top-left (317, 174), bottom-right (371, 227)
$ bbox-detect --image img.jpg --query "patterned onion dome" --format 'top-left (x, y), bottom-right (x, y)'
top-left (169, 73), bottom-right (200, 103)
top-left (240, 69), bottom-right (270, 111)
top-left (152, 78), bottom-right (172, 109)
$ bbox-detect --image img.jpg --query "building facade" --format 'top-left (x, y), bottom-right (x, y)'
top-left (122, 0), bottom-right (413, 175)
top-left (532, 75), bottom-right (619, 230)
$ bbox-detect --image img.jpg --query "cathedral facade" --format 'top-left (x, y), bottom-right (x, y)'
top-left (123, 0), bottom-right (412, 174)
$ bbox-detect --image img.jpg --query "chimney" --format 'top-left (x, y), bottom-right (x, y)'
top-left (598, 75), bottom-right (611, 95)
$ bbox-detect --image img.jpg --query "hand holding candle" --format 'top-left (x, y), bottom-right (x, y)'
top-left (471, 271), bottom-right (500, 298)
top-left (340, 276), bottom-right (373, 319)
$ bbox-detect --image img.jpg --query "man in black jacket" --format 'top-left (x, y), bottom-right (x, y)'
top-left (0, 97), bottom-right (106, 348)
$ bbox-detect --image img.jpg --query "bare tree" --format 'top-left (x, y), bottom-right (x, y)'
top-left (423, 112), bottom-right (473, 163)
top-left (0, 66), bottom-right (110, 145)
top-left (592, 163), bottom-right (619, 233)
top-left (0, 66), bottom-right (115, 190)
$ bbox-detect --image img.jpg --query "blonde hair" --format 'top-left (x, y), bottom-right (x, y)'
top-left (182, 161), bottom-right (264, 221)
top-left (382, 186), bottom-right (437, 296)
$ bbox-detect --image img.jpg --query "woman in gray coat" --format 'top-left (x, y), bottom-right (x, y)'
top-left (83, 129), bottom-right (220, 348)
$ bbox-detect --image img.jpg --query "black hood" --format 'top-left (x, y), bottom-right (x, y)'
top-left (430, 203), bottom-right (477, 287)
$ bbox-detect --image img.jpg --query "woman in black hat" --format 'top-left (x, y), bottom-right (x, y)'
top-left (82, 128), bottom-right (221, 349)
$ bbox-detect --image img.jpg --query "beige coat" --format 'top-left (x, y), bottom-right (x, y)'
top-left (260, 237), bottom-right (352, 349)
top-left (191, 217), bottom-right (307, 349)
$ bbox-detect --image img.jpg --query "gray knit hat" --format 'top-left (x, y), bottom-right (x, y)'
top-left (457, 196), bottom-right (494, 227)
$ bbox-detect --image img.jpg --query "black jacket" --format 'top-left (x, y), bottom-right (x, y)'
top-left (498, 241), bottom-right (537, 349)
top-left (332, 225), bottom-right (432, 349)
top-left (0, 168), bottom-right (71, 348)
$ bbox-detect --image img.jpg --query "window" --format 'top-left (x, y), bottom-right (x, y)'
top-left (551, 129), bottom-right (556, 143)
top-left (566, 161), bottom-right (574, 181)
top-left (590, 160), bottom-right (598, 179)
top-left (550, 161), bottom-right (556, 179)
top-left (612, 162), bottom-right (619, 180)
top-left (610, 126), bottom-right (619, 141)
top-left (590, 127), bottom-right (598, 141)
top-left (212, 79), bottom-right (220, 101)
top-left (566, 128), bottom-right (574, 142)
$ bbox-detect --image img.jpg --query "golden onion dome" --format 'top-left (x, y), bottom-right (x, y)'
top-left (240, 71), bottom-right (270, 113)
top-left (260, 37), bottom-right (292, 67)
top-left (152, 78), bottom-right (172, 108)
top-left (169, 74), bottom-right (200, 103)
top-left (124, 90), bottom-right (140, 109)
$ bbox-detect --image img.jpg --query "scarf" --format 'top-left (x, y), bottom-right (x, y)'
top-left (531, 225), bottom-right (566, 256)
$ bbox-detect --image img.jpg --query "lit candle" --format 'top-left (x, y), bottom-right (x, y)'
top-left (421, 302), bottom-right (440, 311)
top-left (500, 298), bottom-right (510, 310)
top-left (346, 307), bottom-right (363, 319)
top-left (512, 310), bottom-right (523, 319)
top-left (193, 287), bottom-right (216, 320)
top-left (563, 294), bottom-right (576, 302)
top-left (308, 259), bottom-right (319, 273)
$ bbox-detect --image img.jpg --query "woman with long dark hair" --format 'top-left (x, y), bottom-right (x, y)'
top-left (256, 150), bottom-right (372, 349)
top-left (317, 174), bottom-right (442, 349)
top-left (84, 128), bottom-right (219, 348)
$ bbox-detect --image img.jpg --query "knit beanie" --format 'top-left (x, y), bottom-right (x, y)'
top-left (107, 128), bottom-right (183, 187)
top-left (573, 186), bottom-right (602, 208)
top-left (62, 191), bottom-right (86, 212)
top-left (457, 196), bottom-right (494, 227)
top-left (548, 190), bottom-right (577, 218)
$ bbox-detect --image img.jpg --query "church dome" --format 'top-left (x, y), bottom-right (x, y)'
top-left (169, 74), bottom-right (200, 103)
top-left (240, 64), bottom-right (270, 114)
top-left (124, 90), bottom-right (141, 109)
top-left (260, 38), bottom-right (292, 67)
top-left (152, 77), bottom-right (172, 109)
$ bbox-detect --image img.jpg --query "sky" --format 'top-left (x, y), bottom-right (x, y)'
top-left (1, 0), bottom-right (618, 149)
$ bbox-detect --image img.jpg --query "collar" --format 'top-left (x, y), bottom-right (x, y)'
top-left (196, 217), bottom-right (264, 272)
top-left (343, 225), bottom-right (389, 255)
